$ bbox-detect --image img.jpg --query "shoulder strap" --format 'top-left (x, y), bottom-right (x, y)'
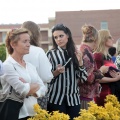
top-left (9, 65), bottom-right (16, 94)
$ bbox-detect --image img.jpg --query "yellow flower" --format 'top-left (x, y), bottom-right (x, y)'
top-left (28, 104), bottom-right (50, 120)
top-left (28, 104), bottom-right (69, 120)
top-left (49, 111), bottom-right (70, 120)
top-left (28, 95), bottom-right (120, 120)
top-left (34, 104), bottom-right (41, 113)
top-left (105, 94), bottom-right (120, 107)
top-left (74, 112), bottom-right (96, 120)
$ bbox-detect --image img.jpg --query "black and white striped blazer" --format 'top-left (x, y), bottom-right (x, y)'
top-left (46, 46), bottom-right (88, 106)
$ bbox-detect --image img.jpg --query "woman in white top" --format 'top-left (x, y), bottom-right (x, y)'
top-left (0, 28), bottom-right (46, 120)
top-left (21, 21), bottom-right (53, 110)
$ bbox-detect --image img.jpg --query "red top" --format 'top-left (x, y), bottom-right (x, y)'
top-left (94, 52), bottom-right (115, 106)
top-left (79, 44), bottom-right (103, 100)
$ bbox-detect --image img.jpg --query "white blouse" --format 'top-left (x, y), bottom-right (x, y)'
top-left (1, 56), bottom-right (47, 119)
top-left (24, 45), bottom-right (53, 84)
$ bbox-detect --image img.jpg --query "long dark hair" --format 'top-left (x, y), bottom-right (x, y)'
top-left (52, 24), bottom-right (79, 69)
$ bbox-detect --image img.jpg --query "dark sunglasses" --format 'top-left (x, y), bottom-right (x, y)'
top-left (108, 36), bottom-right (112, 39)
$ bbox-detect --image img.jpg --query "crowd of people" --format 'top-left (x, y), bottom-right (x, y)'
top-left (0, 21), bottom-right (120, 120)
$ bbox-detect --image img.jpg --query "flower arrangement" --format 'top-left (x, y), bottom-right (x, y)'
top-left (74, 94), bottom-right (120, 120)
top-left (28, 94), bottom-right (120, 120)
top-left (28, 104), bottom-right (70, 120)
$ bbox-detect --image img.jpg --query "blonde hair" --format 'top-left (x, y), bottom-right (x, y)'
top-left (95, 29), bottom-right (111, 56)
top-left (5, 28), bottom-right (29, 55)
top-left (81, 24), bottom-right (98, 43)
top-left (116, 38), bottom-right (120, 55)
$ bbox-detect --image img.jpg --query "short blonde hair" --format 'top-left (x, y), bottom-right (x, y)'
top-left (81, 24), bottom-right (98, 43)
top-left (5, 28), bottom-right (29, 54)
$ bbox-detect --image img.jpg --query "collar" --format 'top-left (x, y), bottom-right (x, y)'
top-left (6, 56), bottom-right (18, 64)
top-left (6, 56), bottom-right (26, 66)
top-left (57, 46), bottom-right (67, 52)
top-left (57, 46), bottom-right (63, 52)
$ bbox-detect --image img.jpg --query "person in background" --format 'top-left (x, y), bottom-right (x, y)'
top-left (94, 29), bottom-right (120, 106)
top-left (21, 21), bottom-right (53, 110)
top-left (1, 28), bottom-right (46, 120)
top-left (108, 46), bottom-right (116, 63)
top-left (46, 24), bottom-right (88, 120)
top-left (79, 24), bottom-right (104, 109)
top-left (115, 38), bottom-right (120, 70)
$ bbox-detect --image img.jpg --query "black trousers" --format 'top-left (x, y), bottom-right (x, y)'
top-left (47, 96), bottom-right (80, 120)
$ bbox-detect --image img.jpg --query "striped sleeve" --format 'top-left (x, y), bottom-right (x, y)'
top-left (77, 67), bottom-right (88, 83)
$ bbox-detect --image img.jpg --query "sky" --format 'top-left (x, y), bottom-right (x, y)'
top-left (0, 0), bottom-right (119, 24)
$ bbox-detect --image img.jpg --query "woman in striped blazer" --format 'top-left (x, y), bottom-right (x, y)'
top-left (46, 24), bottom-right (88, 120)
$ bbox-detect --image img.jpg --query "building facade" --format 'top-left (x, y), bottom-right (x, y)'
top-left (0, 9), bottom-right (120, 50)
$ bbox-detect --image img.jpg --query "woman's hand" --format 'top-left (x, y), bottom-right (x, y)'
top-left (52, 64), bottom-right (65, 77)
top-left (116, 72), bottom-right (120, 80)
top-left (110, 71), bottom-right (120, 79)
top-left (75, 49), bottom-right (83, 66)
top-left (28, 83), bottom-right (40, 96)
top-left (56, 64), bottom-right (65, 73)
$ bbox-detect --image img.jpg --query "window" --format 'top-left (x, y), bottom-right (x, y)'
top-left (2, 32), bottom-right (7, 42)
top-left (101, 22), bottom-right (108, 29)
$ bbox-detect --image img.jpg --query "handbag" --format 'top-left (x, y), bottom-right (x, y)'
top-left (0, 86), bottom-right (24, 120)
top-left (0, 65), bottom-right (25, 120)
top-left (37, 94), bottom-right (48, 110)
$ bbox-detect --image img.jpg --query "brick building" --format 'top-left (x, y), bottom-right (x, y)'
top-left (0, 9), bottom-right (120, 50)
